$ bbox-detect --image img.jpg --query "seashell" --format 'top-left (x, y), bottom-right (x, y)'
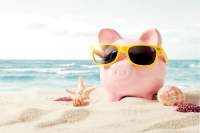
top-left (54, 97), bottom-right (72, 101)
top-left (157, 85), bottom-right (185, 106)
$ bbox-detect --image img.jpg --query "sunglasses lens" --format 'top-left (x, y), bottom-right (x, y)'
top-left (93, 45), bottom-right (118, 65)
top-left (128, 46), bottom-right (156, 65)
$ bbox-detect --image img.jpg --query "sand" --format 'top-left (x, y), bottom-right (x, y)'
top-left (0, 88), bottom-right (199, 133)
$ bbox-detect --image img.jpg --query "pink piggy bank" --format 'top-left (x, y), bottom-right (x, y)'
top-left (97, 28), bottom-right (167, 101)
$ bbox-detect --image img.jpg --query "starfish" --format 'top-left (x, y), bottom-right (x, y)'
top-left (55, 78), bottom-right (95, 107)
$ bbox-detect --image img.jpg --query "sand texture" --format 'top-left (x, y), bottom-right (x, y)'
top-left (0, 88), bottom-right (199, 133)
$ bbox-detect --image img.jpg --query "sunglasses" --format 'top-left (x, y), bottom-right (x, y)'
top-left (91, 44), bottom-right (168, 67)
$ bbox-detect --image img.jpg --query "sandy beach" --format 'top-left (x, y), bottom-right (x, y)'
top-left (0, 88), bottom-right (199, 133)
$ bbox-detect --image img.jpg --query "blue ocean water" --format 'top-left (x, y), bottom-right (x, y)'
top-left (0, 60), bottom-right (199, 91)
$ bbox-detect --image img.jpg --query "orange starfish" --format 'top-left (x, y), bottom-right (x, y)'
top-left (65, 79), bottom-right (95, 107)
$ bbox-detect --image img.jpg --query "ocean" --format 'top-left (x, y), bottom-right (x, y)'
top-left (0, 60), bottom-right (199, 91)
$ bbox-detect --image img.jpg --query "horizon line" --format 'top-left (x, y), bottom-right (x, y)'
top-left (0, 59), bottom-right (199, 61)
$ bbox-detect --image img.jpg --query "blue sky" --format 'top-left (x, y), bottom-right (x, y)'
top-left (0, 0), bottom-right (199, 59)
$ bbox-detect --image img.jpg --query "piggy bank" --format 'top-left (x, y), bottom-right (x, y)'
top-left (97, 28), bottom-right (167, 101)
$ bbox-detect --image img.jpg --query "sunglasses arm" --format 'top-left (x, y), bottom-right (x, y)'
top-left (159, 48), bottom-right (168, 64)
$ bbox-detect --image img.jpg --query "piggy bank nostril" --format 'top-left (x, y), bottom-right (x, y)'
top-left (123, 71), bottom-right (127, 75)
top-left (114, 70), bottom-right (117, 75)
top-left (120, 71), bottom-right (125, 75)
top-left (111, 69), bottom-right (131, 76)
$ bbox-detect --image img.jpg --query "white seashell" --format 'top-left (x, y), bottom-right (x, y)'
top-left (157, 85), bottom-right (185, 106)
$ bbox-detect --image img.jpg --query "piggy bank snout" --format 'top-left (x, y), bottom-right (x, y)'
top-left (109, 60), bottom-right (134, 81)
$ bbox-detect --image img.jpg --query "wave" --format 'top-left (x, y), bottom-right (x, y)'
top-left (58, 63), bottom-right (76, 67)
top-left (189, 64), bottom-right (200, 68)
top-left (0, 75), bottom-right (35, 81)
top-left (0, 68), bottom-right (99, 78)
top-left (55, 70), bottom-right (95, 75)
top-left (0, 66), bottom-right (99, 75)
top-left (0, 64), bottom-right (97, 74)
top-left (0, 68), bottom-right (65, 73)
top-left (81, 65), bottom-right (98, 68)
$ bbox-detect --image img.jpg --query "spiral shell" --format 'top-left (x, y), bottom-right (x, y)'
top-left (157, 86), bottom-right (185, 106)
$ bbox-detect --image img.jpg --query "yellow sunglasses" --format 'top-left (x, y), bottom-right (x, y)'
top-left (91, 44), bottom-right (168, 67)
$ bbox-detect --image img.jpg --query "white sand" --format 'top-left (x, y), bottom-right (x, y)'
top-left (0, 88), bottom-right (199, 133)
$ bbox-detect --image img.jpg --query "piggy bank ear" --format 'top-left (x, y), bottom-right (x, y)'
top-left (98, 29), bottom-right (122, 44)
top-left (139, 29), bottom-right (162, 46)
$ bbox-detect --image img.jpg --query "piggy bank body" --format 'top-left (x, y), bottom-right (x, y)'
top-left (99, 29), bottom-right (167, 101)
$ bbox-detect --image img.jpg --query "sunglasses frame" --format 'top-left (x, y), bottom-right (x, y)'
top-left (91, 43), bottom-right (168, 67)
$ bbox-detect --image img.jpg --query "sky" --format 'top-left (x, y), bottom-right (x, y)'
top-left (0, 0), bottom-right (199, 60)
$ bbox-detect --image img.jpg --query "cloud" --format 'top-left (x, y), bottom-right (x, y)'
top-left (25, 22), bottom-right (47, 30)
